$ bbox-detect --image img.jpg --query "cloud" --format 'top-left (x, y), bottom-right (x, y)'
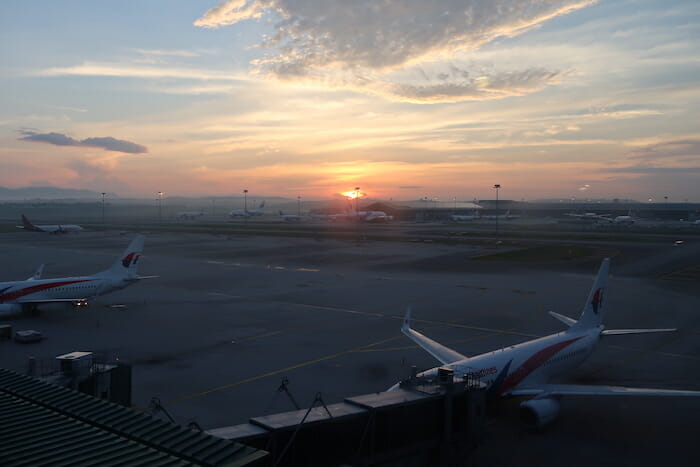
top-left (132, 48), bottom-right (201, 57)
top-left (19, 130), bottom-right (147, 154)
top-left (606, 166), bottom-right (700, 174)
top-left (632, 139), bottom-right (700, 160)
top-left (378, 67), bottom-right (562, 103)
top-left (196, 0), bottom-right (595, 102)
top-left (399, 185), bottom-right (423, 189)
top-left (36, 62), bottom-right (246, 81)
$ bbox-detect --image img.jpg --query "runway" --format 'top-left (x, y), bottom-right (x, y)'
top-left (0, 229), bottom-right (698, 466)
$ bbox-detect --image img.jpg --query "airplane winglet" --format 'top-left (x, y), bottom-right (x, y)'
top-left (548, 311), bottom-right (578, 327)
top-left (402, 306), bottom-right (412, 332)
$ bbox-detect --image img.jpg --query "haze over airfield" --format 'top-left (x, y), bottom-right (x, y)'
top-left (1, 1), bottom-right (699, 201)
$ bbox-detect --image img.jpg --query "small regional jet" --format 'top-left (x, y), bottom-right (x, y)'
top-left (612, 210), bottom-right (636, 225)
top-left (482, 210), bottom-right (519, 220)
top-left (20, 214), bottom-right (83, 233)
top-left (0, 235), bottom-right (150, 317)
top-left (230, 201), bottom-right (266, 218)
top-left (394, 258), bottom-right (700, 427)
top-left (564, 211), bottom-right (610, 222)
top-left (450, 211), bottom-right (481, 222)
top-left (278, 210), bottom-right (303, 222)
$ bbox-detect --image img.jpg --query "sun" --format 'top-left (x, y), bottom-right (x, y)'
top-left (343, 190), bottom-right (362, 199)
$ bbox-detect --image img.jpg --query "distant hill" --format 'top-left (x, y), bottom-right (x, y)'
top-left (0, 186), bottom-right (116, 200)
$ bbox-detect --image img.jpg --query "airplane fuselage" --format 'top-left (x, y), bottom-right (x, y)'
top-left (415, 328), bottom-right (599, 397)
top-left (32, 224), bottom-right (83, 233)
top-left (0, 275), bottom-right (131, 305)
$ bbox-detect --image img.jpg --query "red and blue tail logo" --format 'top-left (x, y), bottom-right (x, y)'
top-left (591, 288), bottom-right (603, 314)
top-left (121, 253), bottom-right (140, 268)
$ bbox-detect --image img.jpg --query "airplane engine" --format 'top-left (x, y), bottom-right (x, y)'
top-left (519, 397), bottom-right (560, 428)
top-left (0, 303), bottom-right (24, 317)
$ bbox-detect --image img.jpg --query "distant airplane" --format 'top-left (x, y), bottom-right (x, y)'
top-left (20, 214), bottom-right (83, 233)
top-left (176, 210), bottom-right (205, 220)
top-left (611, 210), bottom-right (635, 225)
top-left (230, 201), bottom-right (266, 218)
top-left (27, 264), bottom-right (44, 281)
top-left (326, 201), bottom-right (393, 222)
top-left (393, 258), bottom-right (700, 428)
top-left (0, 236), bottom-right (151, 317)
top-left (450, 211), bottom-right (481, 222)
top-left (563, 212), bottom-right (610, 222)
top-left (278, 210), bottom-right (303, 222)
top-left (482, 210), bottom-right (519, 220)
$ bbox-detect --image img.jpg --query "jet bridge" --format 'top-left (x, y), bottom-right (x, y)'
top-left (208, 367), bottom-right (487, 467)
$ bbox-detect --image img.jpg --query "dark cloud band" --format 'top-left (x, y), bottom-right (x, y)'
top-left (19, 130), bottom-right (147, 154)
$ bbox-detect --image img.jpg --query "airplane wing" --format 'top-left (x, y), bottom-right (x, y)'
top-left (508, 383), bottom-right (700, 398)
top-left (401, 308), bottom-right (467, 365)
top-left (14, 297), bottom-right (88, 304)
top-left (601, 328), bottom-right (677, 335)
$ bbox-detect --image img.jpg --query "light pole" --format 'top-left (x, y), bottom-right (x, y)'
top-left (297, 196), bottom-right (301, 217)
top-left (243, 189), bottom-right (248, 224)
top-left (157, 191), bottom-right (163, 223)
top-left (212, 198), bottom-right (215, 216)
top-left (101, 192), bottom-right (106, 225)
top-left (355, 187), bottom-right (360, 218)
top-left (493, 184), bottom-right (501, 243)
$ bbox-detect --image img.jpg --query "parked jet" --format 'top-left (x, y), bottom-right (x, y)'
top-left (27, 264), bottom-right (44, 281)
top-left (611, 210), bottom-right (635, 225)
top-left (482, 210), bottom-right (519, 220)
top-left (450, 211), bottom-right (481, 222)
top-left (176, 210), bottom-right (204, 220)
top-left (230, 201), bottom-right (266, 218)
top-left (279, 210), bottom-right (303, 222)
top-left (20, 215), bottom-right (83, 233)
top-left (394, 258), bottom-right (700, 428)
top-left (564, 212), bottom-right (610, 222)
top-left (0, 235), bottom-right (149, 317)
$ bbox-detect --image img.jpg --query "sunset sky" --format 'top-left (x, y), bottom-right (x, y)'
top-left (1, 1), bottom-right (699, 201)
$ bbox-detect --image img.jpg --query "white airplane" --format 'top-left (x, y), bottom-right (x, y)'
top-left (0, 235), bottom-right (149, 318)
top-left (482, 210), bottom-right (519, 220)
top-left (278, 210), bottom-right (303, 222)
top-left (176, 210), bottom-right (205, 220)
top-left (20, 214), bottom-right (83, 233)
top-left (358, 210), bottom-right (393, 222)
top-left (230, 201), bottom-right (266, 218)
top-left (27, 264), bottom-right (44, 281)
top-left (611, 210), bottom-right (635, 225)
top-left (564, 212), bottom-right (610, 222)
top-left (394, 258), bottom-right (700, 428)
top-left (326, 201), bottom-right (393, 222)
top-left (450, 211), bottom-right (481, 222)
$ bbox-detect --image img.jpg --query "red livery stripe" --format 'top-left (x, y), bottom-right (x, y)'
top-left (498, 336), bottom-right (584, 396)
top-left (0, 279), bottom-right (93, 302)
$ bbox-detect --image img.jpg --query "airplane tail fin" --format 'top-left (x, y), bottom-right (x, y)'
top-left (279, 210), bottom-right (284, 216)
top-left (21, 215), bottom-right (41, 232)
top-left (259, 201), bottom-right (265, 209)
top-left (571, 258), bottom-right (609, 330)
top-left (98, 235), bottom-right (145, 278)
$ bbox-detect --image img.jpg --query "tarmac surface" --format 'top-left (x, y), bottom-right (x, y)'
top-left (1, 226), bottom-right (699, 467)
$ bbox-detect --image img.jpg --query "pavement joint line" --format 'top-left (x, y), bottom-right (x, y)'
top-left (161, 333), bottom-right (405, 407)
top-left (158, 296), bottom-right (540, 408)
top-left (592, 330), bottom-right (698, 375)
